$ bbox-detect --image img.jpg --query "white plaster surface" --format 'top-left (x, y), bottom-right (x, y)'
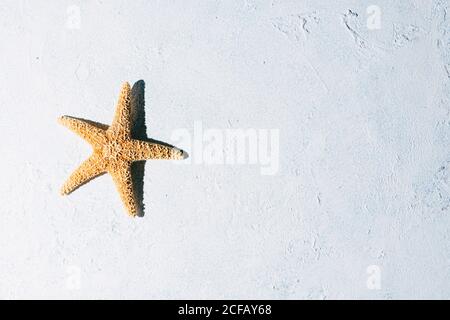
top-left (0, 0), bottom-right (449, 299)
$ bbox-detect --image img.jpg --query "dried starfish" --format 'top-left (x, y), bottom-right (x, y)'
top-left (59, 82), bottom-right (186, 217)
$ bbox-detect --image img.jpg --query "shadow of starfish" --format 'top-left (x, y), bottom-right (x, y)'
top-left (129, 80), bottom-right (188, 217)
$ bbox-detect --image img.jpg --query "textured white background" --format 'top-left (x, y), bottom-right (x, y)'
top-left (0, 0), bottom-right (449, 299)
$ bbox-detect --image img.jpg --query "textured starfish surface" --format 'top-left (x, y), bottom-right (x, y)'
top-left (59, 82), bottom-right (186, 217)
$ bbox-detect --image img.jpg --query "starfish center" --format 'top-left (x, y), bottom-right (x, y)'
top-left (103, 140), bottom-right (124, 161)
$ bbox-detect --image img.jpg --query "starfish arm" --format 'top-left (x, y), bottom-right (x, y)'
top-left (127, 140), bottom-right (186, 161)
top-left (110, 163), bottom-right (139, 217)
top-left (108, 82), bottom-right (131, 139)
top-left (61, 153), bottom-right (106, 195)
top-left (59, 116), bottom-right (107, 147)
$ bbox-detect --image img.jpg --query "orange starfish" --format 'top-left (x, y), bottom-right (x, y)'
top-left (59, 82), bottom-right (186, 217)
